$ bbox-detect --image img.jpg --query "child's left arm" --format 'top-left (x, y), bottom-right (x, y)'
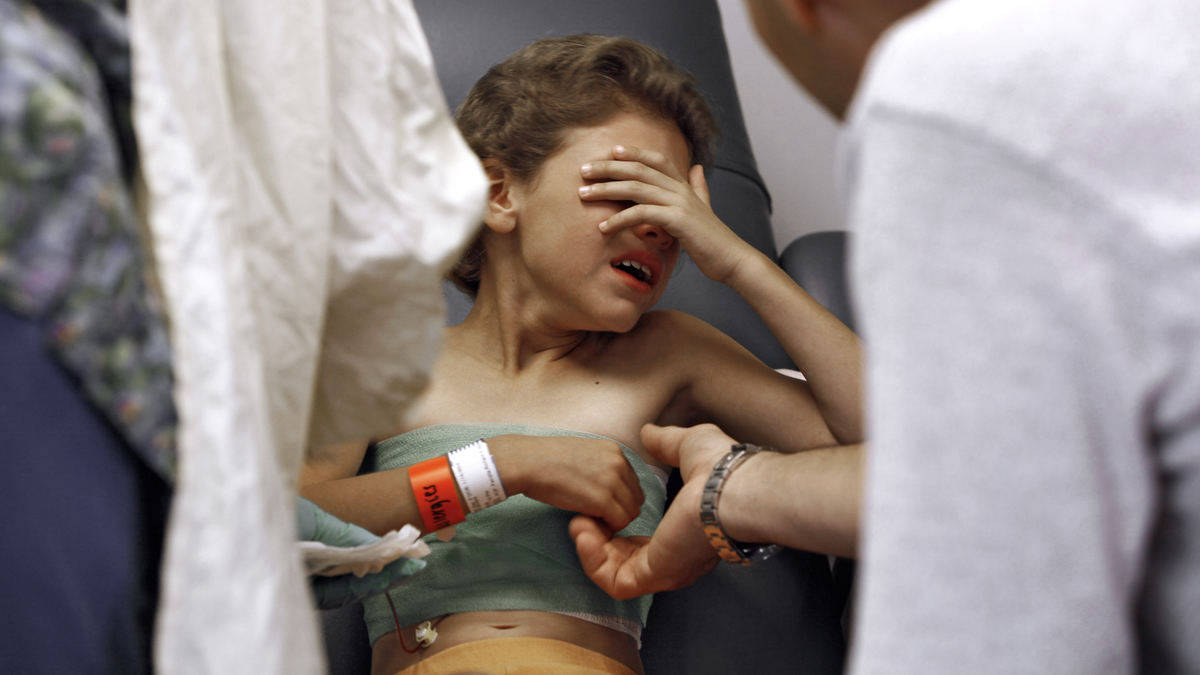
top-left (580, 146), bottom-right (863, 444)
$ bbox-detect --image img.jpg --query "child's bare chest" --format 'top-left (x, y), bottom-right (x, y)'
top-left (408, 353), bottom-right (680, 455)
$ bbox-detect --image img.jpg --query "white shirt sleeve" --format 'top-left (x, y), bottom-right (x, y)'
top-left (846, 109), bottom-right (1158, 674)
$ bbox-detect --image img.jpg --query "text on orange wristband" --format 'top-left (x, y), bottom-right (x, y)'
top-left (409, 455), bottom-right (466, 531)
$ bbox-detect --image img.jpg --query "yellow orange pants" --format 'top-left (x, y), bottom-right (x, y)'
top-left (394, 637), bottom-right (637, 675)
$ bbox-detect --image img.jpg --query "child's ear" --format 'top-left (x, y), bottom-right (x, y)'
top-left (482, 159), bottom-right (518, 234)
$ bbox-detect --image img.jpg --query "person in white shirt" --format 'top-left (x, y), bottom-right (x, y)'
top-left (572, 1), bottom-right (1200, 672)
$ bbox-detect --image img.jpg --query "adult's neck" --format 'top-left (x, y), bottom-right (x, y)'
top-left (747, 0), bottom-right (932, 120)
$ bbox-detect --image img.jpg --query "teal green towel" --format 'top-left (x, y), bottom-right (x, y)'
top-left (362, 424), bottom-right (665, 644)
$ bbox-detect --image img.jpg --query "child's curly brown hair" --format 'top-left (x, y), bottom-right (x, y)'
top-left (450, 34), bottom-right (718, 296)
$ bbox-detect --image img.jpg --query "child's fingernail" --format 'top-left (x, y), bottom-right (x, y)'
top-left (614, 145), bottom-right (626, 155)
top-left (581, 163), bottom-right (593, 176)
top-left (578, 185), bottom-right (591, 196)
top-left (598, 220), bottom-right (608, 231)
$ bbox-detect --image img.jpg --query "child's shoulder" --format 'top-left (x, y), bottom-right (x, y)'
top-left (620, 309), bottom-right (727, 348)
top-left (632, 308), bottom-right (704, 331)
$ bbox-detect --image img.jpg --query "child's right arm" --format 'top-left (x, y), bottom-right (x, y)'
top-left (299, 434), bottom-right (646, 536)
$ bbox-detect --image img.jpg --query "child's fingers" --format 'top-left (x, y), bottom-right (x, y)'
top-left (612, 144), bottom-right (685, 180)
top-left (578, 179), bottom-right (674, 208)
top-left (580, 144), bottom-right (687, 187)
top-left (596, 202), bottom-right (662, 235)
top-left (581, 159), bottom-right (676, 192)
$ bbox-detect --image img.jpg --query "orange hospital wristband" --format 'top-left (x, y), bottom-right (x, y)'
top-left (409, 455), bottom-right (466, 532)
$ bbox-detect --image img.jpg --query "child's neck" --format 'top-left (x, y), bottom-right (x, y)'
top-left (452, 303), bottom-right (599, 376)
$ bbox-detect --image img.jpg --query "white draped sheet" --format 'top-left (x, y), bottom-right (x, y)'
top-left (129, 1), bottom-right (485, 670)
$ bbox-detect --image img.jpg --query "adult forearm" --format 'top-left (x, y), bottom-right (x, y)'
top-left (718, 442), bottom-right (863, 558)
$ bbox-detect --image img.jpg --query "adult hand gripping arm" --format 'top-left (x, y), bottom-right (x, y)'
top-left (572, 423), bottom-right (862, 599)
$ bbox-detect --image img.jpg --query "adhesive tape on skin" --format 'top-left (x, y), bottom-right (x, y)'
top-left (448, 440), bottom-right (507, 513)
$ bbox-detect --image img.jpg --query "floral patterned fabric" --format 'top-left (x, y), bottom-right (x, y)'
top-left (0, 0), bottom-right (176, 480)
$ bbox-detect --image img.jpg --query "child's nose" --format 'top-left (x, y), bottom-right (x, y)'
top-left (633, 223), bottom-right (674, 249)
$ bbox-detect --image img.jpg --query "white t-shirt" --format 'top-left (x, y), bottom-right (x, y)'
top-left (843, 0), bottom-right (1200, 672)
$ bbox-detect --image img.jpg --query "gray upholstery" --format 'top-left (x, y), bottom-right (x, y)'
top-left (780, 230), bottom-right (856, 332)
top-left (319, 2), bottom-right (852, 673)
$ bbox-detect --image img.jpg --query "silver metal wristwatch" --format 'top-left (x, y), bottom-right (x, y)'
top-left (699, 443), bottom-right (781, 565)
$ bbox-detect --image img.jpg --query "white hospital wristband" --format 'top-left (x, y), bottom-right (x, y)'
top-left (447, 440), bottom-right (507, 513)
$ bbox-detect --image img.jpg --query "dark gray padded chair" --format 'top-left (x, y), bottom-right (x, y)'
top-left (320, 2), bottom-right (856, 673)
top-left (781, 230), bottom-right (855, 333)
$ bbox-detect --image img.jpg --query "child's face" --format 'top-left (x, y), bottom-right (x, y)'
top-left (511, 110), bottom-right (690, 333)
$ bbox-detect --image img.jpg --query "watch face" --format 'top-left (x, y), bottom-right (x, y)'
top-left (742, 542), bottom-right (781, 564)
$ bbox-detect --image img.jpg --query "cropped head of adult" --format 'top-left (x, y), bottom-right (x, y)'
top-left (741, 0), bottom-right (931, 119)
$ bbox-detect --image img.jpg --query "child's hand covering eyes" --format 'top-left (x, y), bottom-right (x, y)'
top-left (579, 145), bottom-right (758, 285)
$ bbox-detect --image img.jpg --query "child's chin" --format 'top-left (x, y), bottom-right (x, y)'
top-left (611, 314), bottom-right (647, 334)
top-left (585, 299), bottom-right (653, 334)
top-left (589, 313), bottom-right (641, 335)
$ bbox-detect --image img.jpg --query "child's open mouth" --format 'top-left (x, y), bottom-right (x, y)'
top-left (609, 251), bottom-right (661, 290)
top-left (612, 259), bottom-right (652, 283)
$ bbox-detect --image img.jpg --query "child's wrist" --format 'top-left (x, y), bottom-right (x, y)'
top-left (448, 439), bottom-right (507, 513)
top-left (722, 246), bottom-right (771, 290)
top-left (408, 455), bottom-right (467, 532)
top-left (408, 439), bottom-right (510, 533)
top-left (481, 435), bottom-right (528, 496)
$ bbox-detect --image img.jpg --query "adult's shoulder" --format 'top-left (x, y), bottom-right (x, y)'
top-left (852, 0), bottom-right (1200, 234)
top-left (858, 0), bottom-right (1196, 140)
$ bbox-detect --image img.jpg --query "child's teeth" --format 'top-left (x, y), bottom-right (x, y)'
top-left (615, 259), bottom-right (651, 281)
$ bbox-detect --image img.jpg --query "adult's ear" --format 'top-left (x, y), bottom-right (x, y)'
top-left (482, 159), bottom-right (518, 234)
top-left (748, 0), bottom-right (821, 34)
top-left (783, 0), bottom-right (821, 31)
